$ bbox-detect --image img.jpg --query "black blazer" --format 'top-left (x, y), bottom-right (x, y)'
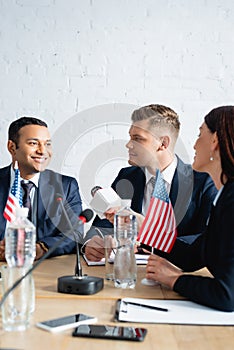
top-left (167, 181), bottom-right (234, 311)
top-left (0, 165), bottom-right (83, 257)
top-left (84, 157), bottom-right (217, 241)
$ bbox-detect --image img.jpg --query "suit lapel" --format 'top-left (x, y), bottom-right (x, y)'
top-left (37, 171), bottom-right (55, 224)
top-left (0, 165), bottom-right (11, 238)
top-left (170, 158), bottom-right (193, 221)
top-left (37, 170), bottom-right (65, 238)
top-left (131, 167), bottom-right (146, 213)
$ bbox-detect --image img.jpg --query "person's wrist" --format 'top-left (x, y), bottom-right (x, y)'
top-left (37, 241), bottom-right (49, 253)
top-left (36, 241), bottom-right (48, 260)
top-left (0, 252), bottom-right (5, 261)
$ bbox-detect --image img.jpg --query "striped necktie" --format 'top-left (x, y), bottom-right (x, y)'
top-left (150, 176), bottom-right (156, 196)
top-left (21, 181), bottom-right (34, 221)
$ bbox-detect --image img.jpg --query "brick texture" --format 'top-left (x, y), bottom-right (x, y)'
top-left (0, 0), bottom-right (233, 206)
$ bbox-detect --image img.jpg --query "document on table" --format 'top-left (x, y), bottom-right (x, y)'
top-left (114, 297), bottom-right (234, 325)
top-left (83, 253), bottom-right (149, 266)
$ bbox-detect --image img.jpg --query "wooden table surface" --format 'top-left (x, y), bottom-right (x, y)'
top-left (0, 254), bottom-right (234, 350)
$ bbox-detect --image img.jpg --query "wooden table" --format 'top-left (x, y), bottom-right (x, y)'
top-left (0, 254), bottom-right (234, 350)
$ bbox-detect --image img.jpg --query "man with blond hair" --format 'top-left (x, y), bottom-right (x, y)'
top-left (83, 104), bottom-right (217, 261)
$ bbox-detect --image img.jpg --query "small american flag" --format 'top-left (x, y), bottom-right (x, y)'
top-left (137, 170), bottom-right (177, 253)
top-left (3, 162), bottom-right (23, 222)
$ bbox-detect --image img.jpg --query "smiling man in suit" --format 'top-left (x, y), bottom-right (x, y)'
top-left (0, 116), bottom-right (83, 261)
top-left (83, 104), bottom-right (217, 261)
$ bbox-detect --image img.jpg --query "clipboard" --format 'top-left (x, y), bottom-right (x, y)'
top-left (114, 298), bottom-right (234, 325)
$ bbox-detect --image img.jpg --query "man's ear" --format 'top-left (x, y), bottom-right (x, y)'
top-left (158, 136), bottom-right (170, 150)
top-left (7, 140), bottom-right (17, 156)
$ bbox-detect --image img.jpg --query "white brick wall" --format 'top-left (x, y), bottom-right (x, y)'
top-left (0, 0), bottom-right (234, 206)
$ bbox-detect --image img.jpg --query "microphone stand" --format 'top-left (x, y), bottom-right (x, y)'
top-left (75, 240), bottom-right (83, 277)
top-left (56, 194), bottom-right (104, 295)
top-left (0, 204), bottom-right (102, 309)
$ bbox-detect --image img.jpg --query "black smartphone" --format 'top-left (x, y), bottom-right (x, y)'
top-left (72, 324), bottom-right (147, 341)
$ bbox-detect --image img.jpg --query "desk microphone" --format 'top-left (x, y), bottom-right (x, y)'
top-left (56, 193), bottom-right (104, 295)
top-left (0, 206), bottom-right (94, 309)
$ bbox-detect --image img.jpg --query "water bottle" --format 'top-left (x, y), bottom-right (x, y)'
top-left (5, 207), bottom-right (36, 313)
top-left (113, 200), bottom-right (137, 289)
top-left (5, 207), bottom-right (36, 267)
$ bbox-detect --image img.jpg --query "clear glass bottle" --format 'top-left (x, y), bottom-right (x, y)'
top-left (5, 207), bottom-right (36, 313)
top-left (113, 200), bottom-right (137, 289)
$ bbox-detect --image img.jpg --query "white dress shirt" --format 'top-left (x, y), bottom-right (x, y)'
top-left (9, 166), bottom-right (40, 226)
top-left (142, 157), bottom-right (177, 215)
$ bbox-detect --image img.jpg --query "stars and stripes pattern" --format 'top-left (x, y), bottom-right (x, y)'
top-left (137, 170), bottom-right (177, 253)
top-left (3, 162), bottom-right (23, 222)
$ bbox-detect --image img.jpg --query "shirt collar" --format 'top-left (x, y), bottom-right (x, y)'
top-left (213, 185), bottom-right (224, 206)
top-left (10, 165), bottom-right (40, 188)
top-left (162, 156), bottom-right (177, 186)
top-left (145, 156), bottom-right (178, 185)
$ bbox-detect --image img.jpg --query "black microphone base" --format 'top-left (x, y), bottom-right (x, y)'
top-left (57, 275), bottom-right (104, 295)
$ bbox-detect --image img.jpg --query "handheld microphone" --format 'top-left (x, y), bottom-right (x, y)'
top-left (0, 207), bottom-right (94, 308)
top-left (90, 185), bottom-right (121, 219)
top-left (90, 185), bottom-right (102, 198)
top-left (56, 193), bottom-right (104, 295)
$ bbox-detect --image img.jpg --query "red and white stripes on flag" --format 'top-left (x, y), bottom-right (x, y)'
top-left (3, 162), bottom-right (23, 222)
top-left (137, 170), bottom-right (177, 253)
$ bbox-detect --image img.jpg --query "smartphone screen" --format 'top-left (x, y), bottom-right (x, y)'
top-left (36, 313), bottom-right (97, 333)
top-left (73, 324), bottom-right (147, 341)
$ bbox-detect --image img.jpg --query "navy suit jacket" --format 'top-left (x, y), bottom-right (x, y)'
top-left (84, 157), bottom-right (217, 242)
top-left (0, 165), bottom-right (83, 257)
top-left (165, 181), bottom-right (234, 311)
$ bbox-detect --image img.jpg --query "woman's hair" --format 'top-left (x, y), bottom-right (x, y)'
top-left (205, 106), bottom-right (234, 184)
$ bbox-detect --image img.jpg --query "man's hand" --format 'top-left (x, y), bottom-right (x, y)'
top-left (0, 239), bottom-right (6, 261)
top-left (104, 208), bottom-right (145, 231)
top-left (84, 235), bottom-right (105, 261)
top-left (104, 207), bottom-right (120, 224)
top-left (35, 243), bottom-right (45, 260)
top-left (146, 254), bottom-right (182, 289)
top-left (0, 241), bottom-right (44, 261)
top-left (134, 212), bottom-right (145, 230)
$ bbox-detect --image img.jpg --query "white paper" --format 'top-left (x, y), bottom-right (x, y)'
top-left (83, 253), bottom-right (149, 266)
top-left (117, 297), bottom-right (234, 325)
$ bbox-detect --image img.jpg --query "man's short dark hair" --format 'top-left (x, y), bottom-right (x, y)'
top-left (131, 104), bottom-right (180, 147)
top-left (8, 116), bottom-right (48, 147)
top-left (131, 104), bottom-right (180, 132)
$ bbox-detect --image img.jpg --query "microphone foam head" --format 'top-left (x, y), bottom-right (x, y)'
top-left (55, 193), bottom-right (63, 201)
top-left (80, 208), bottom-right (94, 223)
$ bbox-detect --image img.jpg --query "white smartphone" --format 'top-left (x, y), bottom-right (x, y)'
top-left (36, 313), bottom-right (97, 333)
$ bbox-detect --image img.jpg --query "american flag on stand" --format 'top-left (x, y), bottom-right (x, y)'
top-left (3, 161), bottom-right (23, 222)
top-left (137, 170), bottom-right (177, 253)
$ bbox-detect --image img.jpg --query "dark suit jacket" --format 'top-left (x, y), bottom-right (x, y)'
top-left (84, 157), bottom-right (217, 242)
top-left (0, 165), bottom-right (83, 257)
top-left (165, 181), bottom-right (234, 311)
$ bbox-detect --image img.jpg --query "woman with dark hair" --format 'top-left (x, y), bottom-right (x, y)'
top-left (146, 106), bottom-right (234, 311)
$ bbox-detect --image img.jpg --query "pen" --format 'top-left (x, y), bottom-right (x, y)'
top-left (123, 301), bottom-right (168, 312)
